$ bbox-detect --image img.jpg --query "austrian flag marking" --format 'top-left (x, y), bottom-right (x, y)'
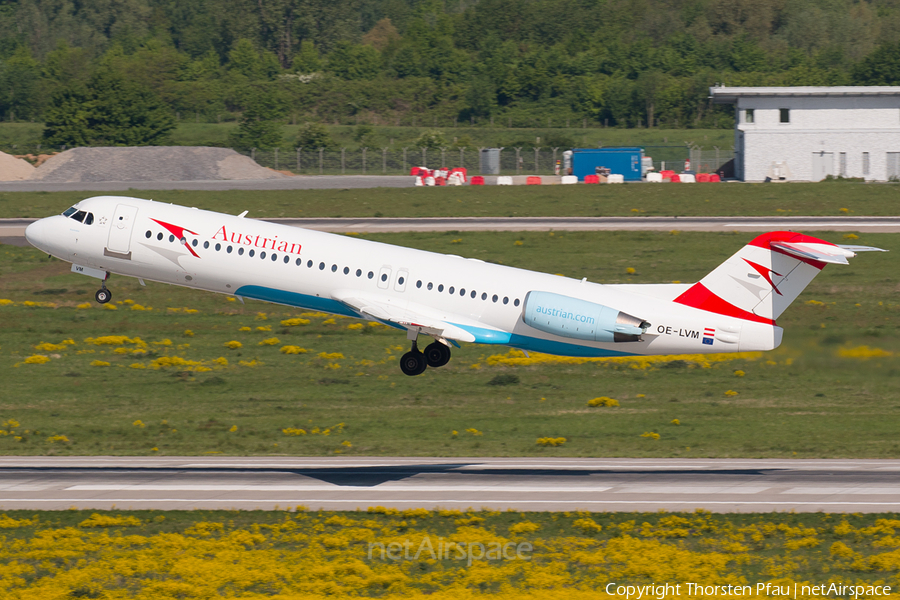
top-left (703, 328), bottom-right (715, 345)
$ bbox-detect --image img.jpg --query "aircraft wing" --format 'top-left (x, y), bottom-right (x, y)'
top-left (331, 290), bottom-right (507, 344)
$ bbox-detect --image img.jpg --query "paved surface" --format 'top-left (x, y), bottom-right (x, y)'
top-left (4, 216), bottom-right (899, 246)
top-left (0, 175), bottom-right (416, 192)
top-left (1, 457), bottom-right (899, 512)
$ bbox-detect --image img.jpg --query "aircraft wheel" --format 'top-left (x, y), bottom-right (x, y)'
top-left (424, 342), bottom-right (451, 368)
top-left (95, 288), bottom-right (112, 304)
top-left (400, 350), bottom-right (427, 376)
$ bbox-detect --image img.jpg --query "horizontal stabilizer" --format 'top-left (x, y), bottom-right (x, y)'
top-left (770, 241), bottom-right (854, 265)
top-left (837, 244), bottom-right (888, 253)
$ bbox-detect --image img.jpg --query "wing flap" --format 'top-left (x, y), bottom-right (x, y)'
top-left (332, 290), bottom-right (506, 344)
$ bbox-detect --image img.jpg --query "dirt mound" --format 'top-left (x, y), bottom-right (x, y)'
top-left (0, 151), bottom-right (36, 181)
top-left (30, 147), bottom-right (287, 182)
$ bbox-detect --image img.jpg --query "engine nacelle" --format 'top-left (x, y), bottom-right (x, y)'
top-left (522, 291), bottom-right (649, 343)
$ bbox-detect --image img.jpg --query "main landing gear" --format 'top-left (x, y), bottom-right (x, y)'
top-left (400, 340), bottom-right (452, 376)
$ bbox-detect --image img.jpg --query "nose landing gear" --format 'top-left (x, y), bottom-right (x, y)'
top-left (95, 283), bottom-right (112, 304)
top-left (399, 337), bottom-right (453, 376)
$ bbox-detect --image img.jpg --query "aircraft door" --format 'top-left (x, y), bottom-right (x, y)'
top-left (106, 204), bottom-right (138, 257)
top-left (394, 269), bottom-right (409, 292)
top-left (377, 265), bottom-right (392, 289)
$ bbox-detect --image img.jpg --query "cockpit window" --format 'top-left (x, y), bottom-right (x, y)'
top-left (62, 207), bottom-right (93, 224)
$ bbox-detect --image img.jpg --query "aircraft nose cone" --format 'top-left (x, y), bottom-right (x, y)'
top-left (25, 218), bottom-right (53, 253)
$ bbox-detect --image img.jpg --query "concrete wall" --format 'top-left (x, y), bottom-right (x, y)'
top-left (741, 130), bottom-right (900, 182)
top-left (731, 95), bottom-right (900, 181)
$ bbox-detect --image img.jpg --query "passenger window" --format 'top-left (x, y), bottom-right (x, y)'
top-left (192, 239), bottom-right (198, 247)
top-left (449, 286), bottom-right (455, 294)
top-left (308, 260), bottom-right (313, 268)
top-left (145, 231), bottom-right (151, 238)
top-left (203, 241), bottom-right (210, 249)
top-left (381, 273), bottom-right (387, 281)
top-left (227, 246), bottom-right (233, 253)
top-left (460, 288), bottom-right (465, 296)
top-left (169, 235), bottom-right (175, 242)
top-left (438, 284), bottom-right (444, 292)
top-left (492, 294), bottom-right (498, 302)
top-left (271, 254), bottom-right (277, 261)
top-left (158, 233), bottom-right (164, 241)
top-left (249, 249), bottom-right (255, 257)
top-left (319, 262), bottom-right (325, 270)
top-left (481, 292), bottom-right (487, 300)
top-left (427, 283), bottom-right (433, 290)
top-left (215, 243), bottom-right (221, 251)
top-left (503, 297), bottom-right (509, 304)
top-left (398, 276), bottom-right (405, 285)
top-left (239, 248), bottom-right (244, 255)
top-left (261, 251), bottom-right (266, 259)
top-left (356, 269), bottom-right (362, 277)
top-left (343, 267), bottom-right (349, 274)
top-left (514, 299), bottom-right (520, 306)
top-left (295, 258), bottom-right (301, 265)
top-left (332, 264), bottom-right (338, 272)
top-left (471, 290), bottom-right (476, 299)
top-left (416, 281), bottom-right (422, 288)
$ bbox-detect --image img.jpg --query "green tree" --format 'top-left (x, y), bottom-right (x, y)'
top-left (292, 40), bottom-right (322, 72)
top-left (0, 47), bottom-right (42, 121)
top-left (296, 122), bottom-right (334, 149)
top-left (415, 130), bottom-right (446, 149)
top-left (853, 42), bottom-right (900, 85)
top-left (227, 85), bottom-right (286, 149)
top-left (43, 71), bottom-right (176, 146)
top-left (327, 43), bottom-right (381, 80)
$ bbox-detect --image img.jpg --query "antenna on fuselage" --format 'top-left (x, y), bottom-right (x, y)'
top-left (237, 211), bottom-right (248, 218)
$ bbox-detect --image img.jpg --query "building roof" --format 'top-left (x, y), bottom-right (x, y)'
top-left (710, 86), bottom-right (900, 103)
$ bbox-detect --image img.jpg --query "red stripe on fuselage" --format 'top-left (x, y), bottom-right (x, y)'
top-left (151, 218), bottom-right (200, 258)
top-left (674, 283), bottom-right (776, 325)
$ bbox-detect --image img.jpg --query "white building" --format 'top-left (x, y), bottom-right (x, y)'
top-left (710, 86), bottom-right (900, 182)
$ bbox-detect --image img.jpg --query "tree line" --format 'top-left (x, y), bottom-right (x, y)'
top-left (2, 0), bottom-right (900, 148)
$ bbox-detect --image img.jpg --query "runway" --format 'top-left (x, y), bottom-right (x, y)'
top-left (3, 215), bottom-right (899, 246)
top-left (2, 457), bottom-right (899, 513)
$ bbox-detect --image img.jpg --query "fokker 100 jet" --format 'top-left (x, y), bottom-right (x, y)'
top-left (25, 196), bottom-right (884, 376)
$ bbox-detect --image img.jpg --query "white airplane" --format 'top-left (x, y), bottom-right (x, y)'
top-left (25, 195), bottom-right (885, 376)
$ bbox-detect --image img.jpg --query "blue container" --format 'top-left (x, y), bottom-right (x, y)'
top-left (572, 148), bottom-right (643, 182)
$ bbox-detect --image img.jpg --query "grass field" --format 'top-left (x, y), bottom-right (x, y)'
top-left (1, 508), bottom-right (899, 598)
top-left (0, 230), bottom-right (897, 458)
top-left (1, 180), bottom-right (898, 221)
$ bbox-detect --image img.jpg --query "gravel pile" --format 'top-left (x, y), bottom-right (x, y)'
top-left (30, 147), bottom-right (287, 182)
top-left (0, 152), bottom-right (37, 181)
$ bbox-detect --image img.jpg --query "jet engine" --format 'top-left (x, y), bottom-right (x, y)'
top-left (522, 291), bottom-right (649, 343)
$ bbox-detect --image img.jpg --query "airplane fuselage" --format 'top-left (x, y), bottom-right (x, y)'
top-left (25, 196), bottom-right (785, 373)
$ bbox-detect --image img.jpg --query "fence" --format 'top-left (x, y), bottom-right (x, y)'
top-left (0, 144), bottom-right (734, 178)
top-left (240, 147), bottom-right (573, 176)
